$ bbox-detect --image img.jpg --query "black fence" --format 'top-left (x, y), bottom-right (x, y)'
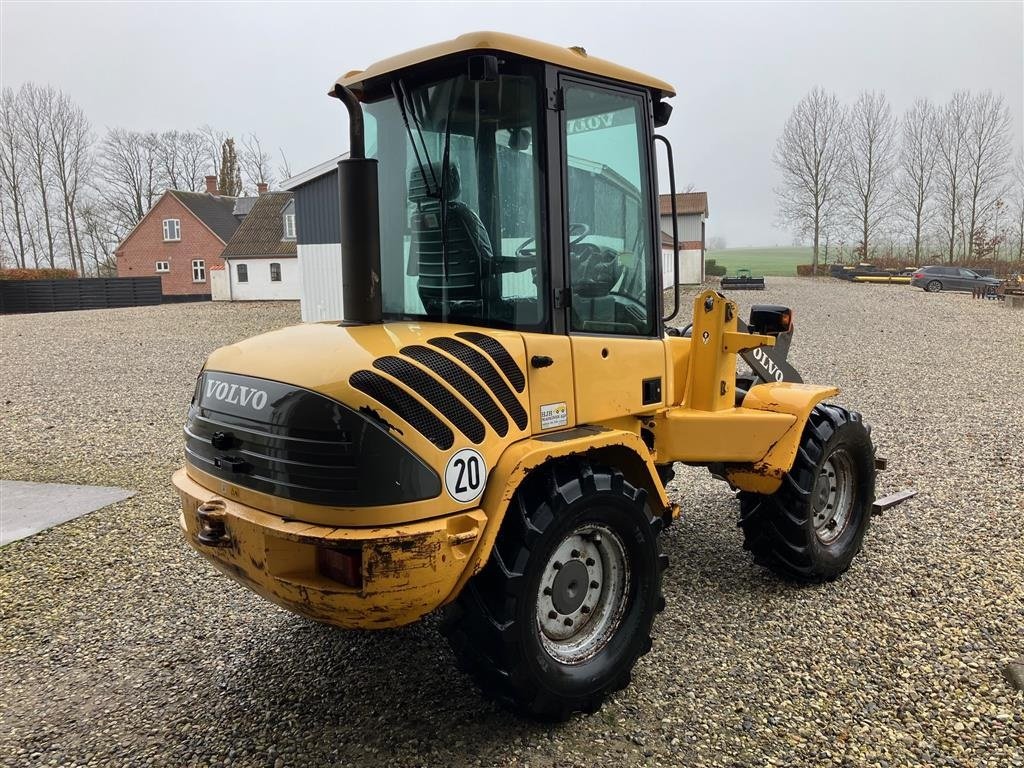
top-left (0, 277), bottom-right (164, 314)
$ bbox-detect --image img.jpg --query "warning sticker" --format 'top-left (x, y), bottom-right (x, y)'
top-left (539, 402), bottom-right (568, 430)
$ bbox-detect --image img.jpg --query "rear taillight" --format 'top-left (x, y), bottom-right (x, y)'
top-left (913, 272), bottom-right (924, 279)
top-left (317, 546), bottom-right (363, 588)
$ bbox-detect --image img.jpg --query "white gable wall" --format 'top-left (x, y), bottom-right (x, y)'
top-left (226, 257), bottom-right (301, 301)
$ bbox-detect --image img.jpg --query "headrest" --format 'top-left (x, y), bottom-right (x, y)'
top-left (408, 161), bottom-right (461, 203)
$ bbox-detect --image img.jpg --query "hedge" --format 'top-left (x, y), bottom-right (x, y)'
top-left (0, 268), bottom-right (78, 281)
top-left (705, 258), bottom-right (727, 277)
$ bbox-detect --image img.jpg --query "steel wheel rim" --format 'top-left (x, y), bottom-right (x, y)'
top-left (536, 522), bottom-right (630, 665)
top-left (812, 449), bottom-right (855, 544)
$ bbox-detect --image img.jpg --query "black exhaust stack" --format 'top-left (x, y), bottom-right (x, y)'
top-left (333, 84), bottom-right (381, 324)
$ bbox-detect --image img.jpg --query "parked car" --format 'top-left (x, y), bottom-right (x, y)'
top-left (910, 265), bottom-right (1002, 293)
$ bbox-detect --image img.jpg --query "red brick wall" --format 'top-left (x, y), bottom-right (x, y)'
top-left (115, 193), bottom-right (226, 295)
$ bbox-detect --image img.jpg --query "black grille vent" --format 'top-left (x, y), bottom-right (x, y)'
top-left (400, 345), bottom-right (509, 437)
top-left (350, 370), bottom-right (454, 450)
top-left (428, 337), bottom-right (529, 430)
top-left (455, 331), bottom-right (526, 392)
top-left (186, 371), bottom-right (440, 507)
top-left (373, 357), bottom-right (485, 444)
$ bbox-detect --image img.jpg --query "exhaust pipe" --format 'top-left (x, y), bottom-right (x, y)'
top-left (333, 84), bottom-right (381, 324)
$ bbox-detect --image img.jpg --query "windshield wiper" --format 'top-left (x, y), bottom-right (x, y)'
top-left (391, 79), bottom-right (438, 196)
top-left (438, 78), bottom-right (462, 280)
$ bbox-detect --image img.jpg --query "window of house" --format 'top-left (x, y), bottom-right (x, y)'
top-left (237, 263), bottom-right (248, 283)
top-left (163, 219), bottom-right (181, 241)
top-left (283, 213), bottom-right (296, 240)
top-left (192, 260), bottom-right (206, 282)
top-left (269, 262), bottom-right (282, 282)
top-left (155, 261), bottom-right (169, 273)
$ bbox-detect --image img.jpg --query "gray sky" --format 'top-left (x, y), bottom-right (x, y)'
top-left (2, 1), bottom-right (1021, 246)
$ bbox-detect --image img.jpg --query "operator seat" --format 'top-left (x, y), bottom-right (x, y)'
top-left (407, 162), bottom-right (493, 313)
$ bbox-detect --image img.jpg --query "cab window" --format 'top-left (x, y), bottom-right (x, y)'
top-left (563, 82), bottom-right (654, 336)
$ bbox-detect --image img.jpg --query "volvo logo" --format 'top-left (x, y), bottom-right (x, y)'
top-left (204, 377), bottom-right (269, 410)
top-left (751, 347), bottom-right (785, 382)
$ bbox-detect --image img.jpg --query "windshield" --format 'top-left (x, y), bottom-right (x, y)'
top-left (365, 66), bottom-right (545, 331)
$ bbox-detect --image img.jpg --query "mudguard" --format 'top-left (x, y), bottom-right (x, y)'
top-left (723, 382), bottom-right (840, 495)
top-left (443, 425), bottom-right (674, 603)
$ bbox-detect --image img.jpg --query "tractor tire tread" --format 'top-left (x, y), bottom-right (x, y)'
top-left (441, 459), bottom-right (665, 719)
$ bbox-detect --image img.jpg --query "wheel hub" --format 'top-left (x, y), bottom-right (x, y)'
top-left (811, 451), bottom-right (855, 545)
top-left (536, 523), bottom-right (630, 665)
top-left (550, 559), bottom-right (589, 615)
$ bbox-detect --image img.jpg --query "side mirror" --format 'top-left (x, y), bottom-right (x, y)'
top-left (654, 100), bottom-right (673, 128)
top-left (748, 305), bottom-right (793, 335)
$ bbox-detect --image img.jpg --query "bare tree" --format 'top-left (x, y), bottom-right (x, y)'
top-left (897, 98), bottom-right (938, 262)
top-left (0, 88), bottom-right (30, 268)
top-left (1010, 150), bottom-right (1024, 261)
top-left (18, 83), bottom-right (59, 267)
top-left (773, 87), bottom-right (847, 271)
top-left (240, 133), bottom-right (274, 192)
top-left (199, 125), bottom-right (228, 180)
top-left (96, 128), bottom-right (163, 234)
top-left (933, 92), bottom-right (971, 262)
top-left (277, 147), bottom-right (292, 183)
top-left (843, 91), bottom-right (897, 258)
top-left (157, 129), bottom-right (208, 192)
top-left (46, 90), bottom-right (92, 274)
top-left (962, 91), bottom-right (1013, 260)
top-left (77, 196), bottom-right (120, 276)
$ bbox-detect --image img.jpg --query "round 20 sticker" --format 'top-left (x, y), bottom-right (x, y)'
top-left (445, 448), bottom-right (487, 503)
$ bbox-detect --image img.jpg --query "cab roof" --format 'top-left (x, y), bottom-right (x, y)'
top-left (333, 31), bottom-right (676, 99)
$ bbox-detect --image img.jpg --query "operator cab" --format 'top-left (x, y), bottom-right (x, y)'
top-left (338, 32), bottom-right (675, 337)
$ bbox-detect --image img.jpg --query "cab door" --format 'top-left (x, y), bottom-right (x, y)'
top-left (560, 78), bottom-right (666, 424)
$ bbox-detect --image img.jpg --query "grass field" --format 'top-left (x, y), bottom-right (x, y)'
top-left (706, 246), bottom-right (812, 276)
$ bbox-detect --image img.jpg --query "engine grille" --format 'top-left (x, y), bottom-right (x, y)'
top-left (349, 334), bottom-right (529, 448)
top-left (185, 371), bottom-right (439, 507)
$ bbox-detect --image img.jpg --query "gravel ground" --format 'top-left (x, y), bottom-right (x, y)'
top-left (1, 280), bottom-right (1021, 768)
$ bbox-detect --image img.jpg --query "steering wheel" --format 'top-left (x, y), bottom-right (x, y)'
top-left (568, 222), bottom-right (590, 245)
top-left (515, 222), bottom-right (592, 259)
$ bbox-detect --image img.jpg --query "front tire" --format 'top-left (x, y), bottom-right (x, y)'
top-left (738, 404), bottom-right (875, 583)
top-left (442, 460), bottom-right (665, 720)
top-left (925, 279), bottom-right (942, 292)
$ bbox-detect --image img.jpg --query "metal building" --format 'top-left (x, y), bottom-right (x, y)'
top-left (282, 154), bottom-right (346, 322)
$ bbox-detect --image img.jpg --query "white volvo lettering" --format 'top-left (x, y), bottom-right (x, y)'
top-left (204, 377), bottom-right (270, 411)
top-left (751, 348), bottom-right (785, 382)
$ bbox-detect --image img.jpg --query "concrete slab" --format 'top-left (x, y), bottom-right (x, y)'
top-left (0, 480), bottom-right (135, 546)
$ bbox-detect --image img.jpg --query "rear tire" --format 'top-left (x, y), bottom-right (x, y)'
top-left (441, 460), bottom-right (665, 720)
top-left (925, 279), bottom-right (942, 292)
top-left (738, 404), bottom-right (875, 583)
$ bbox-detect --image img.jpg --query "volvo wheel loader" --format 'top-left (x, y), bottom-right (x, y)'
top-left (175, 32), bottom-right (880, 719)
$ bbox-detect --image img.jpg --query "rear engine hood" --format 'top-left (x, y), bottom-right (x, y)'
top-left (189, 321), bottom-right (532, 523)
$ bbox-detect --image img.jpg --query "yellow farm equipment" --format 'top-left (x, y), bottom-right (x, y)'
top-left (175, 32), bottom-right (889, 719)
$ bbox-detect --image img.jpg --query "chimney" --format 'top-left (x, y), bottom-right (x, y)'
top-left (205, 175), bottom-right (219, 195)
top-left (257, 182), bottom-right (268, 195)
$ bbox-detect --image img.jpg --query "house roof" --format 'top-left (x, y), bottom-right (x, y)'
top-left (659, 192), bottom-right (709, 217)
top-left (221, 192), bottom-right (297, 259)
top-left (281, 153), bottom-right (348, 190)
top-left (169, 191), bottom-right (242, 242)
top-left (232, 196), bottom-right (260, 219)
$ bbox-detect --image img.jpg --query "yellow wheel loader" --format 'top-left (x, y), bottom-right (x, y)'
top-left (175, 32), bottom-right (881, 719)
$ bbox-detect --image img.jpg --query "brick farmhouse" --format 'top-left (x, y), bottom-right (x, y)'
top-left (115, 176), bottom-right (261, 297)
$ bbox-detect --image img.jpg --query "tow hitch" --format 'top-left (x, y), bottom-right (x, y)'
top-left (196, 499), bottom-right (232, 547)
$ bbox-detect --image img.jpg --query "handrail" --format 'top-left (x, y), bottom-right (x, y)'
top-left (654, 134), bottom-right (680, 323)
